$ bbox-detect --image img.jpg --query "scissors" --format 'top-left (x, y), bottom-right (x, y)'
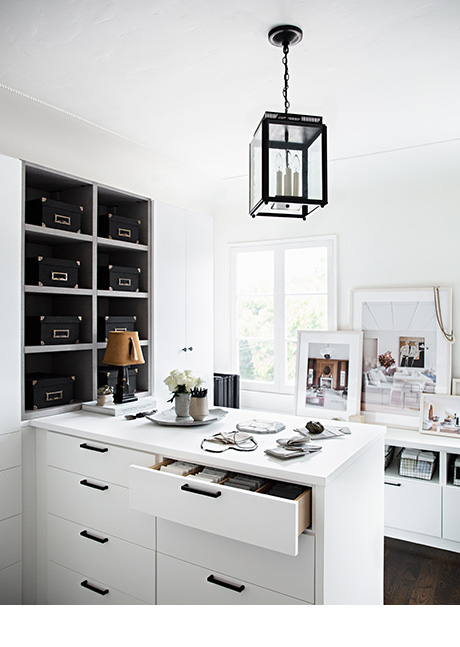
top-left (200, 431), bottom-right (258, 453)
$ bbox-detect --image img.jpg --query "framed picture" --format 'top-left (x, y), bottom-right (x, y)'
top-left (352, 287), bottom-right (453, 428)
top-left (420, 393), bottom-right (460, 438)
top-left (452, 379), bottom-right (460, 396)
top-left (295, 330), bottom-right (363, 419)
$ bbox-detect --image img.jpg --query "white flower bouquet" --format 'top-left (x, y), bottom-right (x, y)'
top-left (163, 369), bottom-right (204, 402)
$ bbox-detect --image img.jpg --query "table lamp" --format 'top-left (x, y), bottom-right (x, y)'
top-left (102, 330), bottom-right (144, 404)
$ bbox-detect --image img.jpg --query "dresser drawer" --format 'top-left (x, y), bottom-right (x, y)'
top-left (130, 460), bottom-right (311, 556)
top-left (0, 467), bottom-right (21, 521)
top-left (157, 553), bottom-right (307, 605)
top-left (47, 514), bottom-right (155, 603)
top-left (157, 518), bottom-right (315, 603)
top-left (0, 515), bottom-right (22, 571)
top-left (47, 561), bottom-right (147, 605)
top-left (0, 432), bottom-right (21, 471)
top-left (385, 476), bottom-right (441, 537)
top-left (47, 431), bottom-right (156, 486)
top-left (47, 466), bottom-right (155, 549)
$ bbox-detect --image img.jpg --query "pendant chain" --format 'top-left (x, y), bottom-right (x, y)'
top-left (282, 43), bottom-right (290, 113)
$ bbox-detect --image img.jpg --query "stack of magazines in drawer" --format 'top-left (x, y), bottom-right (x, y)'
top-left (399, 448), bottom-right (437, 480)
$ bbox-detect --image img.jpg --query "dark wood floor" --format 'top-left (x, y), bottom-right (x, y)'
top-left (384, 537), bottom-right (460, 604)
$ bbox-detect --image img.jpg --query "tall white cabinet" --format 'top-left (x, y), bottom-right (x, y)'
top-left (153, 202), bottom-right (213, 401)
top-left (0, 154), bottom-right (22, 604)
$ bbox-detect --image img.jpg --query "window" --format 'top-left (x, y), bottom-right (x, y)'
top-left (231, 237), bottom-right (336, 394)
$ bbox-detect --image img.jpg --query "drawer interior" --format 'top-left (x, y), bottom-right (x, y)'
top-left (148, 458), bottom-right (312, 535)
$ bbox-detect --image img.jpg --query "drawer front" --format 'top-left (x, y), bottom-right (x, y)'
top-left (47, 561), bottom-right (147, 605)
top-left (47, 431), bottom-right (156, 486)
top-left (157, 518), bottom-right (315, 603)
top-left (157, 553), bottom-right (307, 605)
top-left (0, 467), bottom-right (21, 522)
top-left (385, 477), bottom-right (441, 537)
top-left (47, 515), bottom-right (155, 603)
top-left (442, 486), bottom-right (460, 542)
top-left (0, 432), bottom-right (21, 471)
top-left (0, 515), bottom-right (22, 571)
top-left (130, 465), bottom-right (311, 556)
top-left (47, 466), bottom-right (155, 549)
top-left (0, 562), bottom-right (22, 605)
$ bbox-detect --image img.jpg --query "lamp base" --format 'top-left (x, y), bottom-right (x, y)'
top-left (114, 365), bottom-right (138, 405)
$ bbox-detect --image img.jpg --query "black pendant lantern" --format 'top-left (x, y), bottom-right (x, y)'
top-left (249, 25), bottom-right (328, 220)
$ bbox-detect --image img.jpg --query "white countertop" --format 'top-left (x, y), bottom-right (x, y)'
top-left (29, 402), bottom-right (386, 487)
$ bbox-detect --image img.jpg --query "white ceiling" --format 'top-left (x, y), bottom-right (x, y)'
top-left (362, 302), bottom-right (436, 331)
top-left (1, 0), bottom-right (459, 180)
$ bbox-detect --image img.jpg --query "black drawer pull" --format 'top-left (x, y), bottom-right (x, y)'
top-left (385, 482), bottom-right (402, 487)
top-left (80, 479), bottom-right (109, 491)
top-left (207, 574), bottom-right (245, 593)
top-left (181, 483), bottom-right (221, 498)
top-left (80, 443), bottom-right (109, 453)
top-left (80, 580), bottom-right (109, 596)
top-left (80, 530), bottom-right (109, 544)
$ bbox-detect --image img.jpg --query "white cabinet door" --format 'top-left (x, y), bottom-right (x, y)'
top-left (385, 477), bottom-right (441, 537)
top-left (153, 202), bottom-right (213, 400)
top-left (442, 486), bottom-right (460, 542)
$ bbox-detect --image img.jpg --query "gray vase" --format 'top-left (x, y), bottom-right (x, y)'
top-left (174, 392), bottom-right (191, 417)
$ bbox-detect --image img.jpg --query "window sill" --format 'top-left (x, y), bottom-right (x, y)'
top-left (240, 390), bottom-right (295, 415)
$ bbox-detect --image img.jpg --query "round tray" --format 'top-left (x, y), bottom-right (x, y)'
top-left (146, 408), bottom-right (228, 427)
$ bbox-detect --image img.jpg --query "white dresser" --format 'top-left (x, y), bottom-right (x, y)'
top-left (32, 406), bottom-right (385, 605)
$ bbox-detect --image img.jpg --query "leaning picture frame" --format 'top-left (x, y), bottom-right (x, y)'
top-left (352, 287), bottom-right (453, 429)
top-left (420, 393), bottom-right (460, 438)
top-left (452, 378), bottom-right (460, 396)
top-left (294, 330), bottom-right (363, 419)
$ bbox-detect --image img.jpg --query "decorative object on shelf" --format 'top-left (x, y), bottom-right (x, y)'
top-left (26, 196), bottom-right (83, 233)
top-left (294, 330), bottom-right (363, 420)
top-left (399, 448), bottom-right (437, 480)
top-left (419, 393), bottom-right (460, 438)
top-left (96, 385), bottom-right (113, 406)
top-left (102, 330), bottom-right (145, 404)
top-left (163, 369), bottom-right (204, 418)
top-left (352, 287), bottom-right (453, 429)
top-left (249, 24), bottom-right (327, 220)
top-left (25, 372), bottom-right (75, 410)
top-left (146, 408), bottom-right (227, 427)
top-left (25, 256), bottom-right (80, 288)
top-left (25, 315), bottom-right (82, 346)
top-left (189, 387), bottom-right (209, 421)
top-left (98, 212), bottom-right (141, 243)
top-left (98, 264), bottom-right (141, 292)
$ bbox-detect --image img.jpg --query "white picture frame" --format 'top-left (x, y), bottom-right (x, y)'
top-left (420, 393), bottom-right (460, 438)
top-left (452, 378), bottom-right (460, 396)
top-left (352, 287), bottom-right (453, 429)
top-left (294, 330), bottom-right (363, 419)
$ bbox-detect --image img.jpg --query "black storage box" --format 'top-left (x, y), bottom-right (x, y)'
top-left (98, 213), bottom-right (140, 243)
top-left (25, 315), bottom-right (82, 346)
top-left (98, 265), bottom-right (141, 292)
top-left (25, 372), bottom-right (75, 410)
top-left (98, 366), bottom-right (138, 393)
top-left (98, 315), bottom-right (137, 342)
top-left (26, 197), bottom-right (82, 233)
top-left (25, 256), bottom-right (80, 288)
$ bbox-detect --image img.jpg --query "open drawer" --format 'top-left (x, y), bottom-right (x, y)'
top-left (129, 459), bottom-right (311, 556)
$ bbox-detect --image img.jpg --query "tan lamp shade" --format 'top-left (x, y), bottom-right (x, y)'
top-left (103, 331), bottom-right (145, 366)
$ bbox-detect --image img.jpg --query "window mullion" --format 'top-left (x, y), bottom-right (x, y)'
top-left (273, 246), bottom-right (285, 392)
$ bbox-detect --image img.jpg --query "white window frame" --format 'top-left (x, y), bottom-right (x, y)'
top-left (230, 235), bottom-right (337, 395)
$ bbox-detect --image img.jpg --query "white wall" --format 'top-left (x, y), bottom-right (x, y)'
top-left (0, 87), bottom-right (218, 216)
top-left (213, 140), bottom-right (460, 411)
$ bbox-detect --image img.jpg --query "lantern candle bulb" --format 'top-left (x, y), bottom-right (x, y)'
top-left (276, 153), bottom-right (283, 195)
top-left (293, 154), bottom-right (300, 196)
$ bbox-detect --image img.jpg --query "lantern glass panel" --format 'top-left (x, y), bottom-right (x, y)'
top-left (308, 132), bottom-right (323, 201)
top-left (250, 122), bottom-right (262, 211)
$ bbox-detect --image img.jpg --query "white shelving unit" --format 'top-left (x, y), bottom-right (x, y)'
top-left (385, 427), bottom-right (460, 551)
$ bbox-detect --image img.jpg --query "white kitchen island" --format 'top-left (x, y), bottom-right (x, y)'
top-left (31, 404), bottom-right (385, 605)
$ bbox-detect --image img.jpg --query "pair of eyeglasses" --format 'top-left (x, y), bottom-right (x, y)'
top-left (200, 431), bottom-right (258, 453)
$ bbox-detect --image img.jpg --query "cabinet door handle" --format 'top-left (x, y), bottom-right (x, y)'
top-left (80, 530), bottom-right (109, 544)
top-left (207, 574), bottom-right (245, 593)
top-left (181, 346), bottom-right (193, 352)
top-left (80, 479), bottom-right (109, 491)
top-left (80, 580), bottom-right (109, 596)
top-left (180, 483), bottom-right (221, 498)
top-left (384, 481), bottom-right (401, 487)
top-left (80, 442), bottom-right (109, 453)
